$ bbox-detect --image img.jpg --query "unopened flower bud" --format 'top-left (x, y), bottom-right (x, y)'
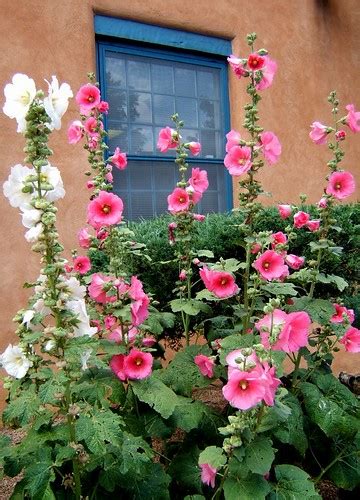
top-left (179, 270), bottom-right (187, 281)
top-left (335, 130), bottom-right (346, 141)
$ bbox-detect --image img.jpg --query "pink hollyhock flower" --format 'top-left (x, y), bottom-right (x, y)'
top-left (73, 255), bottom-right (91, 275)
top-left (253, 250), bottom-right (288, 281)
top-left (168, 221), bottom-right (177, 245)
top-left (193, 213), bottom-right (206, 222)
top-left (189, 168), bottom-right (209, 194)
top-left (226, 350), bottom-right (259, 375)
top-left (309, 122), bottom-right (329, 145)
top-left (194, 354), bottom-right (214, 378)
top-left (98, 100), bottom-right (109, 114)
top-left (318, 197), bottom-right (328, 208)
top-left (224, 146), bottom-right (252, 176)
top-left (64, 263), bottom-right (73, 273)
top-left (68, 120), bottom-right (84, 144)
top-left (256, 56), bottom-right (277, 91)
top-left (278, 204), bottom-right (292, 219)
top-left (222, 368), bottom-right (265, 410)
top-left (78, 228), bottom-right (91, 249)
top-left (109, 147), bottom-right (127, 170)
top-left (179, 270), bottom-right (187, 281)
top-left (167, 187), bottom-right (190, 214)
top-left (256, 310), bottom-right (310, 353)
top-left (109, 326), bottom-right (138, 344)
top-left (331, 304), bottom-right (355, 324)
top-left (326, 171), bottom-right (355, 200)
top-left (110, 354), bottom-right (127, 381)
top-left (90, 319), bottom-right (101, 332)
top-left (199, 267), bottom-right (239, 299)
top-left (187, 142), bottom-right (201, 156)
top-left (335, 130), bottom-right (346, 141)
top-left (188, 187), bottom-right (202, 205)
top-left (84, 116), bottom-right (102, 137)
top-left (248, 53), bottom-right (265, 70)
top-left (339, 327), bottom-right (360, 352)
top-left (260, 131), bottom-right (282, 164)
top-left (225, 129), bottom-right (242, 153)
top-left (87, 134), bottom-right (100, 151)
top-left (105, 171), bottom-right (113, 183)
top-left (96, 228), bottom-right (109, 240)
top-left (157, 126), bottom-right (178, 152)
top-left (86, 180), bottom-right (95, 189)
top-left (293, 211), bottom-right (310, 229)
top-left (87, 191), bottom-right (124, 228)
top-left (256, 362), bottom-right (281, 406)
top-left (251, 242), bottom-right (262, 254)
top-left (307, 220), bottom-right (320, 232)
top-left (76, 84), bottom-right (101, 112)
top-left (129, 277), bottom-right (150, 327)
top-left (200, 463), bottom-right (217, 488)
top-left (227, 55), bottom-right (248, 78)
top-left (271, 231), bottom-right (287, 248)
top-left (104, 315), bottom-right (117, 330)
top-left (142, 336), bottom-right (156, 347)
top-left (285, 254), bottom-right (305, 270)
top-left (88, 273), bottom-right (116, 304)
top-left (124, 349), bottom-right (153, 380)
top-left (128, 276), bottom-right (145, 301)
top-left (345, 104), bottom-right (360, 133)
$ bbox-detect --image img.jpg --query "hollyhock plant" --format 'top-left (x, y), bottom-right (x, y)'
top-left (285, 254), bottom-right (305, 270)
top-left (259, 131), bottom-right (282, 164)
top-left (129, 276), bottom-right (150, 326)
top-left (0, 344), bottom-right (33, 379)
top-left (84, 116), bottom-right (102, 136)
top-left (224, 145), bottom-right (252, 176)
top-left (200, 463), bottom-right (217, 488)
top-left (78, 227), bottom-right (91, 248)
top-left (271, 231), bottom-right (287, 248)
top-left (3, 164), bottom-right (34, 210)
top-left (277, 204), bottom-right (292, 219)
top-left (331, 304), bottom-right (355, 324)
top-left (227, 54), bottom-right (248, 78)
top-left (318, 197), bottom-right (328, 208)
top-left (66, 299), bottom-right (98, 337)
top-left (88, 273), bottom-right (116, 304)
top-left (75, 83), bottom-right (101, 112)
top-left (293, 211), bottom-right (310, 228)
top-left (187, 142), bottom-right (201, 156)
top-left (326, 171), bottom-right (355, 200)
top-left (193, 213), bottom-right (206, 222)
top-left (3, 73), bottom-right (36, 132)
top-left (87, 190), bottom-right (124, 227)
top-left (68, 120), bottom-right (84, 144)
top-left (345, 104), bottom-right (360, 133)
top-left (109, 147), bottom-right (127, 170)
top-left (43, 75), bottom-right (73, 130)
top-left (189, 168), bottom-right (209, 194)
top-left (251, 242), bottom-right (262, 254)
top-left (257, 363), bottom-right (281, 406)
top-left (73, 255), bottom-right (91, 275)
top-left (253, 250), bottom-right (288, 281)
top-left (124, 349), bottom-right (153, 380)
top-left (306, 219), bottom-right (320, 232)
top-left (98, 100), bottom-right (109, 113)
top-left (225, 129), bottom-right (242, 152)
top-left (222, 368), bottom-right (266, 410)
top-left (256, 56), bottom-right (277, 91)
top-left (309, 121), bottom-right (330, 145)
top-left (110, 353), bottom-right (127, 381)
top-left (167, 187), bottom-right (191, 214)
top-left (157, 126), bottom-right (179, 152)
top-left (248, 53), bottom-right (265, 70)
top-left (194, 354), bottom-right (214, 378)
top-left (339, 327), bottom-right (360, 352)
top-left (200, 267), bottom-right (239, 299)
top-left (335, 130), bottom-right (346, 141)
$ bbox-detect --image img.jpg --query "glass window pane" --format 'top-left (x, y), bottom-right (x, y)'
top-left (105, 56), bottom-right (126, 88)
top-left (127, 60), bottom-right (151, 91)
top-left (174, 67), bottom-right (196, 97)
top-left (129, 91), bottom-right (152, 124)
top-left (175, 97), bottom-right (198, 128)
top-left (131, 191), bottom-right (154, 220)
top-left (197, 69), bottom-right (219, 99)
top-left (108, 123), bottom-right (128, 153)
top-left (201, 130), bottom-right (222, 158)
top-left (154, 162), bottom-right (177, 190)
top-left (130, 161), bottom-right (152, 190)
top-left (152, 63), bottom-right (174, 94)
top-left (130, 125), bottom-right (154, 154)
top-left (153, 95), bottom-right (175, 125)
top-left (106, 89), bottom-right (127, 120)
top-left (199, 100), bottom-right (220, 129)
top-left (182, 128), bottom-right (200, 143)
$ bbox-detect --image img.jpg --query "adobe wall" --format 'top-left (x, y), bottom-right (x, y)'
top-left (0, 0), bottom-right (359, 406)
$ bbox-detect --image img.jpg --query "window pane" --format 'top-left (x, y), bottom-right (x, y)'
top-left (130, 125), bottom-right (153, 154)
top-left (129, 91), bottom-right (152, 124)
top-left (199, 99), bottom-right (219, 129)
top-left (108, 123), bottom-right (128, 152)
top-left (153, 95), bottom-right (175, 125)
top-left (106, 89), bottom-right (127, 120)
top-left (105, 56), bottom-right (126, 88)
top-left (197, 69), bottom-right (219, 99)
top-left (175, 97), bottom-right (198, 128)
top-left (152, 63), bottom-right (174, 94)
top-left (127, 59), bottom-right (151, 91)
top-left (174, 67), bottom-right (196, 97)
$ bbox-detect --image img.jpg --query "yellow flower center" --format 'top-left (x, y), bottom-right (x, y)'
top-left (263, 262), bottom-right (270, 269)
top-left (335, 182), bottom-right (341, 190)
top-left (135, 359), bottom-right (142, 366)
top-left (239, 381), bottom-right (248, 390)
top-left (102, 205), bottom-right (110, 214)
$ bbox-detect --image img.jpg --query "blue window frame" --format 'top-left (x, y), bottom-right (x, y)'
top-left (96, 16), bottom-right (232, 220)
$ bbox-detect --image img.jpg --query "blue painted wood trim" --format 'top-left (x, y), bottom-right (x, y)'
top-left (94, 15), bottom-right (232, 57)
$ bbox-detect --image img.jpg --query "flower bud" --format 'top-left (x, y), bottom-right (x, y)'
top-left (335, 130), bottom-right (346, 141)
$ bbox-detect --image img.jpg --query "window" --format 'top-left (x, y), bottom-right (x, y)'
top-left (96, 16), bottom-right (232, 220)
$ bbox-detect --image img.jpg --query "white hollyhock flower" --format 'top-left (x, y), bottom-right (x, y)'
top-left (44, 340), bottom-right (56, 352)
top-left (22, 309), bottom-right (35, 328)
top-left (44, 76), bottom-right (73, 130)
top-left (21, 208), bottom-right (42, 228)
top-left (80, 349), bottom-right (92, 371)
top-left (0, 344), bottom-right (33, 378)
top-left (33, 298), bottom-right (50, 316)
top-left (25, 223), bottom-right (44, 243)
top-left (41, 163), bottom-right (65, 202)
top-left (67, 299), bottom-right (97, 337)
top-left (63, 276), bottom-right (86, 300)
top-left (3, 73), bottom-right (37, 133)
top-left (3, 164), bottom-right (35, 210)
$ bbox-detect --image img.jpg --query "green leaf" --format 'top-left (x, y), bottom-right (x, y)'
top-left (272, 394), bottom-right (308, 456)
top-left (197, 249), bottom-right (214, 258)
top-left (170, 398), bottom-right (213, 433)
top-left (223, 474), bottom-right (270, 500)
top-left (270, 464), bottom-right (320, 499)
top-left (313, 373), bottom-right (360, 416)
top-left (289, 297), bottom-right (334, 324)
top-left (2, 385), bottom-right (41, 426)
top-left (215, 258), bottom-right (242, 273)
top-left (218, 334), bottom-right (258, 365)
top-left (262, 282), bottom-right (298, 296)
top-left (23, 448), bottom-right (55, 500)
top-left (132, 462), bottom-right (171, 500)
top-left (73, 368), bottom-right (126, 407)
top-left (316, 273), bottom-right (348, 291)
top-left (169, 298), bottom-right (211, 316)
top-left (198, 446), bottom-right (227, 469)
top-left (327, 437), bottom-right (360, 490)
top-left (243, 436), bottom-right (275, 475)
top-left (39, 372), bottom-right (68, 404)
top-left (131, 375), bottom-right (179, 418)
top-left (158, 345), bottom-right (213, 397)
top-left (119, 432), bottom-right (152, 475)
top-left (196, 289), bottom-right (220, 301)
top-left (76, 409), bottom-right (124, 455)
top-left (169, 445), bottom-right (202, 493)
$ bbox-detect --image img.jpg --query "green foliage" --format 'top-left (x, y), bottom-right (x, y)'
top-left (223, 473), bottom-right (270, 500)
top-left (76, 409), bottom-right (124, 455)
top-left (269, 465), bottom-right (320, 499)
top-left (131, 375), bottom-right (179, 419)
top-left (289, 297), bottom-right (334, 324)
top-left (198, 446), bottom-right (227, 469)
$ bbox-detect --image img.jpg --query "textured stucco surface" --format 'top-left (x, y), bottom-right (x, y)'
top-left (0, 0), bottom-right (359, 406)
